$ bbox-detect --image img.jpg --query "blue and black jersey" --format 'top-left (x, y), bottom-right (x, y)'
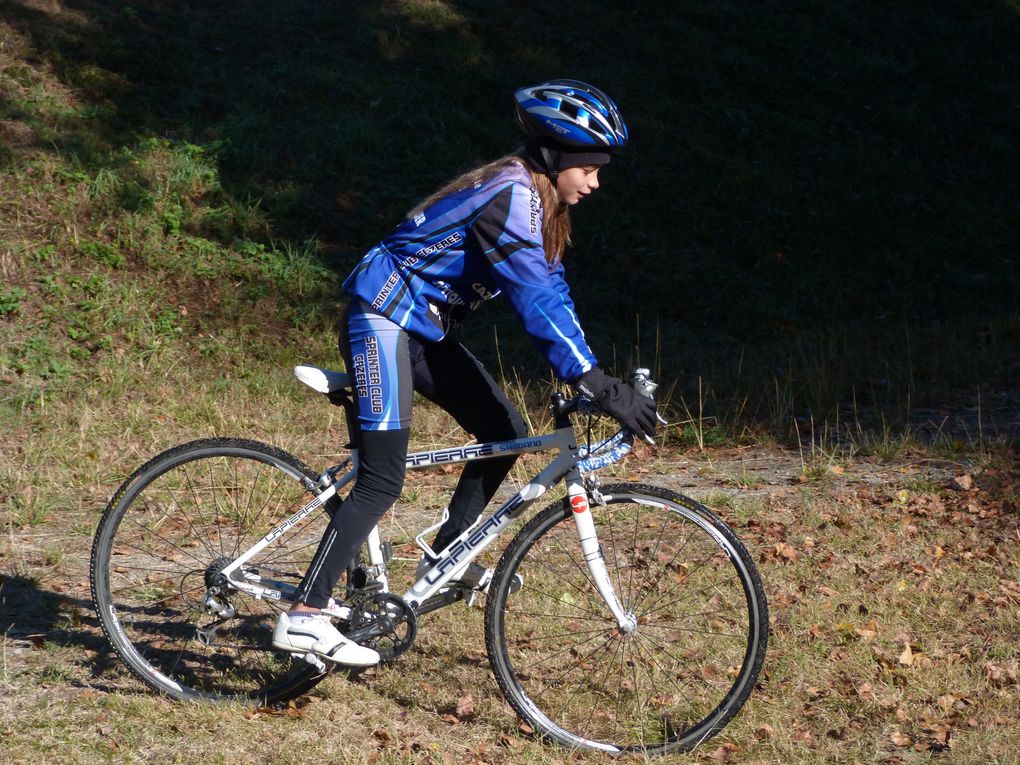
top-left (343, 162), bottom-right (596, 383)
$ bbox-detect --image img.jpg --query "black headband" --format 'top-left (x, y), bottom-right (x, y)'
top-left (524, 140), bottom-right (611, 180)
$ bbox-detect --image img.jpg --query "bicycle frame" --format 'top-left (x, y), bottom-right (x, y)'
top-left (218, 420), bottom-right (636, 629)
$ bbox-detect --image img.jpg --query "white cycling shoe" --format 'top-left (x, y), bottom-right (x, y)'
top-left (272, 612), bottom-right (380, 667)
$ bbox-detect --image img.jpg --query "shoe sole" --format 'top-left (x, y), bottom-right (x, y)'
top-left (271, 635), bottom-right (378, 668)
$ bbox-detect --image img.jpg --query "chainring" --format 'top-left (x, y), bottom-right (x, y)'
top-left (346, 591), bottom-right (417, 661)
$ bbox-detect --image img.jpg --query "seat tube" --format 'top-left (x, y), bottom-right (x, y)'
top-left (365, 525), bottom-right (388, 592)
top-left (566, 474), bottom-right (636, 632)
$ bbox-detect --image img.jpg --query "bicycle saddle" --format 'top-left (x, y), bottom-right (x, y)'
top-left (294, 364), bottom-right (351, 394)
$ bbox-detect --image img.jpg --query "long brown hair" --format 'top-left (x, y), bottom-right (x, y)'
top-left (407, 151), bottom-right (572, 265)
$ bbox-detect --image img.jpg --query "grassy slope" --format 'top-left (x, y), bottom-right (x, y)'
top-left (1, 1), bottom-right (1018, 763)
top-left (3, 0), bottom-right (1020, 431)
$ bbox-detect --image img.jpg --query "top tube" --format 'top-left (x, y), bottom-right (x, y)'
top-left (398, 394), bottom-right (634, 473)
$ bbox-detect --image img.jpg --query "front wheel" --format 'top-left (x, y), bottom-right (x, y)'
top-left (485, 483), bottom-right (767, 755)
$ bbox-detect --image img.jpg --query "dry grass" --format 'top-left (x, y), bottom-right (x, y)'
top-left (2, 392), bottom-right (1017, 764)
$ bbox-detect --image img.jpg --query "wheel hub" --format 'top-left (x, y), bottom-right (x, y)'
top-left (204, 555), bottom-right (235, 588)
top-left (619, 612), bottom-right (639, 634)
top-left (202, 556), bottom-right (238, 617)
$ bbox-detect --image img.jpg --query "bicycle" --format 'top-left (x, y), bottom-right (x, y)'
top-left (90, 365), bottom-right (767, 755)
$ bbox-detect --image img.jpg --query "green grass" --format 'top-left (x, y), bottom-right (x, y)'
top-left (3, 0), bottom-right (1019, 436)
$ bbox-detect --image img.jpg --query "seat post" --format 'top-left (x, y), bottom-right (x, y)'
top-left (328, 390), bottom-right (360, 449)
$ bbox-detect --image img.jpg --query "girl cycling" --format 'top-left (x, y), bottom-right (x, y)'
top-left (273, 80), bottom-right (658, 666)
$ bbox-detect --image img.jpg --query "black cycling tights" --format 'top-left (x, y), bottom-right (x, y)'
top-left (295, 332), bottom-right (527, 609)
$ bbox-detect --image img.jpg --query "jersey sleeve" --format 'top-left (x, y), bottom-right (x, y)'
top-left (472, 181), bottom-right (597, 382)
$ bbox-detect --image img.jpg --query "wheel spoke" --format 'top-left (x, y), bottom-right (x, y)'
top-left (513, 583), bottom-right (609, 621)
top-left (160, 474), bottom-right (220, 561)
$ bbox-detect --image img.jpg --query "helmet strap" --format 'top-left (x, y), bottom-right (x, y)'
top-left (540, 144), bottom-right (562, 184)
top-left (524, 139), bottom-right (562, 183)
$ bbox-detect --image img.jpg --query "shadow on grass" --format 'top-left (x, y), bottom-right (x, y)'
top-left (0, 573), bottom-right (124, 684)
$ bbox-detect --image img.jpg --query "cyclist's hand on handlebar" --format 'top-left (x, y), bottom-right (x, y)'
top-left (574, 367), bottom-right (658, 441)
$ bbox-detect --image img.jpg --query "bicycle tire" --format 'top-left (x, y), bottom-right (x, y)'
top-left (485, 483), bottom-right (767, 754)
top-left (90, 438), bottom-right (332, 703)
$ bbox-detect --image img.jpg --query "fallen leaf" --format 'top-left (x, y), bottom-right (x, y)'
top-left (855, 621), bottom-right (878, 642)
top-left (984, 662), bottom-right (1018, 685)
top-left (953, 474), bottom-right (974, 491)
top-left (497, 732), bottom-right (522, 749)
top-left (937, 694), bottom-right (957, 711)
top-left (890, 730), bottom-right (912, 747)
top-left (898, 643), bottom-right (914, 666)
top-left (791, 727), bottom-right (814, 744)
top-left (455, 694), bottom-right (476, 719)
top-left (709, 742), bottom-right (737, 761)
top-left (774, 542), bottom-right (799, 562)
top-left (929, 724), bottom-right (952, 748)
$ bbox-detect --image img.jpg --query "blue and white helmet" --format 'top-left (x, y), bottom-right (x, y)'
top-left (514, 79), bottom-right (629, 149)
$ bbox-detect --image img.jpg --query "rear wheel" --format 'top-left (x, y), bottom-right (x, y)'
top-left (485, 483), bottom-right (767, 754)
top-left (90, 438), bottom-right (334, 703)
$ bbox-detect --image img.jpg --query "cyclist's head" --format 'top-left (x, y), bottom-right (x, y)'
top-left (514, 79), bottom-right (628, 182)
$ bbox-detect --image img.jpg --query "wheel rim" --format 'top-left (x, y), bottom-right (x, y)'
top-left (96, 445), bottom-right (328, 700)
top-left (494, 491), bottom-right (764, 752)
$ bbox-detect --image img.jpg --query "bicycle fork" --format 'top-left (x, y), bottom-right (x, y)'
top-left (566, 472), bottom-right (637, 633)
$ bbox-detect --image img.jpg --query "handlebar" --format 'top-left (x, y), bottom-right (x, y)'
top-left (562, 367), bottom-right (660, 472)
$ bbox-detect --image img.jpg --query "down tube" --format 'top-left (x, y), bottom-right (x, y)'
top-left (402, 442), bottom-right (577, 607)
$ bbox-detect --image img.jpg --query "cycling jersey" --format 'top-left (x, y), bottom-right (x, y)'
top-left (343, 161), bottom-right (597, 383)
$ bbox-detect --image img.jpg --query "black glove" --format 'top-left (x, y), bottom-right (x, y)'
top-left (574, 367), bottom-right (658, 441)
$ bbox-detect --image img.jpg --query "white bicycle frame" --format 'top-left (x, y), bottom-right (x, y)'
top-left (218, 423), bottom-right (637, 630)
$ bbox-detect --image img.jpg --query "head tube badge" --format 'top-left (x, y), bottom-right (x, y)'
top-left (570, 494), bottom-right (589, 514)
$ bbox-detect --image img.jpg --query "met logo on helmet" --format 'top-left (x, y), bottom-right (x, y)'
top-left (544, 118), bottom-right (570, 135)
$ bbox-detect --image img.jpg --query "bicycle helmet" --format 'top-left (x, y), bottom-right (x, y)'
top-left (514, 79), bottom-right (629, 180)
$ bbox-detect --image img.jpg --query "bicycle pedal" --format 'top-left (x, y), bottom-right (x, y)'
top-left (298, 652), bottom-right (327, 673)
top-left (320, 600), bottom-right (351, 620)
